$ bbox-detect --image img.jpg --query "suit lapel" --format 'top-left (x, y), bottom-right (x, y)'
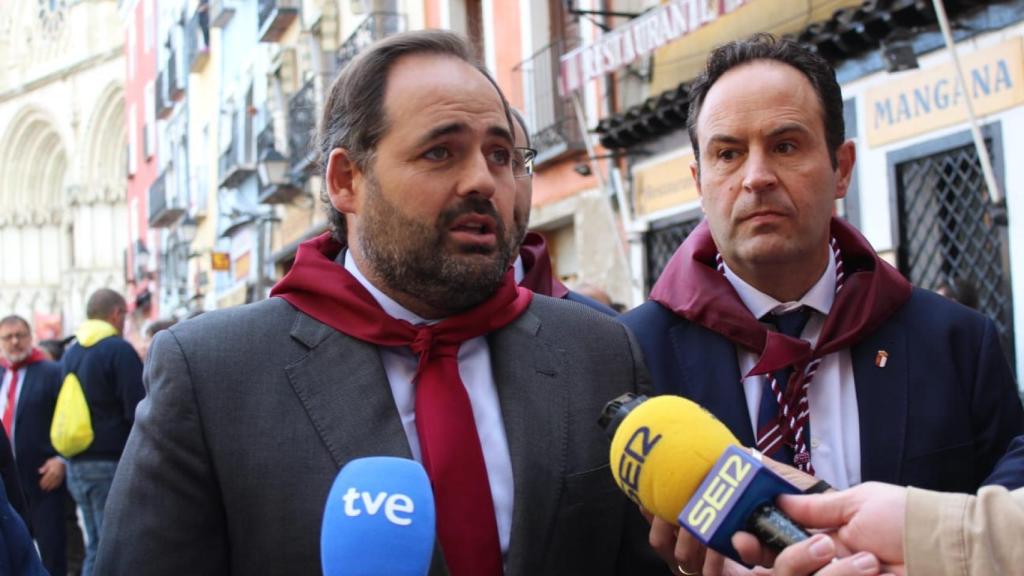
top-left (852, 323), bottom-right (908, 484)
top-left (284, 311), bottom-right (412, 468)
top-left (490, 309), bottom-right (564, 576)
top-left (670, 322), bottom-right (755, 445)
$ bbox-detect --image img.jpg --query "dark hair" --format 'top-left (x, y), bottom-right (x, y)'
top-left (86, 288), bottom-right (127, 320)
top-left (0, 315), bottom-right (29, 332)
top-left (318, 29), bottom-right (513, 242)
top-left (687, 33), bottom-right (845, 169)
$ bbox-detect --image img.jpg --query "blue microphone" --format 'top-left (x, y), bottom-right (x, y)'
top-left (321, 457), bottom-right (436, 576)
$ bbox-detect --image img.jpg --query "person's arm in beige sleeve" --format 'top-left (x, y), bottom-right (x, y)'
top-left (905, 485), bottom-right (1024, 576)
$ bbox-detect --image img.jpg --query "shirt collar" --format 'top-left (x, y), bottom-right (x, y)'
top-left (343, 251), bottom-right (440, 326)
top-left (721, 250), bottom-right (836, 320)
top-left (512, 255), bottom-right (525, 285)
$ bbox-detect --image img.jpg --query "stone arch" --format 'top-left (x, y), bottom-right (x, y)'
top-left (83, 82), bottom-right (126, 201)
top-left (0, 106), bottom-right (68, 220)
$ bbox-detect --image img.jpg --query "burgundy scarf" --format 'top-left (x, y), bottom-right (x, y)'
top-left (651, 217), bottom-right (911, 377)
top-left (517, 232), bottom-right (569, 298)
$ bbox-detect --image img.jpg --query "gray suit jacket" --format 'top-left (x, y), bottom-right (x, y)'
top-left (95, 295), bottom-right (666, 575)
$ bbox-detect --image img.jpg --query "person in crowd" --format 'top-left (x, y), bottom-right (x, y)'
top-left (62, 289), bottom-right (144, 576)
top-left (509, 108), bottom-right (618, 316)
top-left (96, 30), bottom-right (663, 576)
top-left (0, 315), bottom-right (67, 575)
top-left (619, 34), bottom-right (1023, 575)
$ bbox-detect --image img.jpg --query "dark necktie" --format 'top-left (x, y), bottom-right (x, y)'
top-left (756, 307), bottom-right (811, 465)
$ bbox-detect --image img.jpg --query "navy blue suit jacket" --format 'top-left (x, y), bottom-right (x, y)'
top-left (984, 434), bottom-right (1024, 490)
top-left (621, 288), bottom-right (1024, 492)
top-left (1, 361), bottom-right (63, 502)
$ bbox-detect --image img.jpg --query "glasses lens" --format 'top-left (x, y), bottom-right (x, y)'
top-left (513, 148), bottom-right (536, 178)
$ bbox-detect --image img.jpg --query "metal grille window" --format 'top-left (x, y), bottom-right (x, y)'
top-left (645, 216), bottom-right (702, 293)
top-left (895, 139), bottom-right (1014, 363)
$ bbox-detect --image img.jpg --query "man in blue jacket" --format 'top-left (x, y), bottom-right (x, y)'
top-left (0, 315), bottom-right (66, 575)
top-left (62, 289), bottom-right (144, 576)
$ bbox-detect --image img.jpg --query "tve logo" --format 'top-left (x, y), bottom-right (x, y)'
top-left (342, 488), bottom-right (415, 526)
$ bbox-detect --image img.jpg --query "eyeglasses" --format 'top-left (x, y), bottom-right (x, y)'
top-left (0, 332), bottom-right (29, 343)
top-left (513, 147), bottom-right (537, 178)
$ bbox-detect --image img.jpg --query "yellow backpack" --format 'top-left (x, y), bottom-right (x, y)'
top-left (50, 371), bottom-right (94, 458)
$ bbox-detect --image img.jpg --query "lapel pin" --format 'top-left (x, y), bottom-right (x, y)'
top-left (875, 350), bottom-right (889, 368)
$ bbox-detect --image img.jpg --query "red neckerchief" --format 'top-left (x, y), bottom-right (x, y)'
top-left (518, 232), bottom-right (570, 298)
top-left (650, 217), bottom-right (912, 376)
top-left (269, 232), bottom-right (533, 371)
top-left (0, 348), bottom-right (47, 372)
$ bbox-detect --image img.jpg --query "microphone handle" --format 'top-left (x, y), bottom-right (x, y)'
top-left (745, 503), bottom-right (810, 551)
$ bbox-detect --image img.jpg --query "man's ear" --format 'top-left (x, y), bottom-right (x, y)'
top-left (833, 140), bottom-right (856, 200)
top-left (325, 148), bottom-right (362, 215)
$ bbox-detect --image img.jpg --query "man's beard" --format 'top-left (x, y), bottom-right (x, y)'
top-left (2, 348), bottom-right (29, 365)
top-left (357, 173), bottom-right (519, 315)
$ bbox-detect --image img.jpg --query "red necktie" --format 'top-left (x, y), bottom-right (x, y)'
top-left (271, 233), bottom-right (533, 576)
top-left (2, 368), bottom-right (19, 438)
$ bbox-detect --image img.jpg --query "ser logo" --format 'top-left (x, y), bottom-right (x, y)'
top-left (685, 454), bottom-right (752, 535)
top-left (616, 426), bottom-right (662, 505)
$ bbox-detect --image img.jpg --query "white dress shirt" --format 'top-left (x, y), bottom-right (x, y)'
top-left (344, 252), bottom-right (515, 557)
top-left (722, 254), bottom-right (862, 488)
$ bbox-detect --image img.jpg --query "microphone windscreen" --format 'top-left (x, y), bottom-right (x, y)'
top-left (321, 457), bottom-right (435, 576)
top-left (609, 395), bottom-right (739, 522)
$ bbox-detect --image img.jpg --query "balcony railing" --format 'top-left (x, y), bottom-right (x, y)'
top-left (287, 77), bottom-right (317, 178)
top-left (258, 0), bottom-right (299, 43)
top-left (156, 70), bottom-right (173, 120)
top-left (514, 39), bottom-right (586, 163)
top-left (335, 12), bottom-right (407, 73)
top-left (187, 7), bottom-right (210, 73)
top-left (220, 135), bottom-right (256, 189)
top-left (209, 0), bottom-right (236, 29)
top-left (149, 170), bottom-right (187, 227)
top-left (168, 49), bottom-right (184, 101)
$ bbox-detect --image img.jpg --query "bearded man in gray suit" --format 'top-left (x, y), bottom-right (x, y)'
top-left (96, 30), bottom-right (664, 576)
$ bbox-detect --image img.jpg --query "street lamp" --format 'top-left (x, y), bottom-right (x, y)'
top-left (257, 147), bottom-right (303, 204)
top-left (179, 215), bottom-right (199, 245)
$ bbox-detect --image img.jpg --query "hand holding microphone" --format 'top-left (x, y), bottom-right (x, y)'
top-left (320, 457), bottom-right (436, 576)
top-left (599, 393), bottom-right (810, 568)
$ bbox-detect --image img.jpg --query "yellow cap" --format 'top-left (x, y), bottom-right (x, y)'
top-left (609, 395), bottom-right (738, 522)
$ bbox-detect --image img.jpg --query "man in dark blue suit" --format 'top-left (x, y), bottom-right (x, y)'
top-left (620, 35), bottom-right (1023, 574)
top-left (0, 315), bottom-right (66, 575)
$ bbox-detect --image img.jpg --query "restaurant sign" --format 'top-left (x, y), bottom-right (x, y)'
top-left (560, 0), bottom-right (747, 95)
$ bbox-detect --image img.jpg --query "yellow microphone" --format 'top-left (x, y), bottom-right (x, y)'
top-left (599, 393), bottom-right (809, 561)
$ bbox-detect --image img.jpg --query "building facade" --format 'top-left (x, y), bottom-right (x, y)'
top-left (0, 0), bottom-right (127, 337)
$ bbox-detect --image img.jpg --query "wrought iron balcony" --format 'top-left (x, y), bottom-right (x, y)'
top-left (149, 169), bottom-right (187, 228)
top-left (335, 12), bottom-right (407, 73)
top-left (209, 0), bottom-right (236, 29)
top-left (168, 49), bottom-right (184, 102)
top-left (156, 70), bottom-right (173, 120)
top-left (287, 77), bottom-right (317, 178)
top-left (259, 0), bottom-right (299, 43)
top-left (187, 7), bottom-right (210, 73)
top-left (513, 39), bottom-right (586, 163)
top-left (219, 137), bottom-right (256, 189)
